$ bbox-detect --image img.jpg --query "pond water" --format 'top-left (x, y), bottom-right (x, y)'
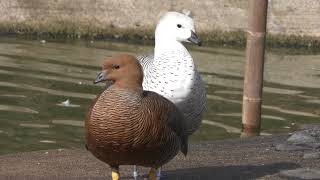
top-left (0, 37), bottom-right (319, 155)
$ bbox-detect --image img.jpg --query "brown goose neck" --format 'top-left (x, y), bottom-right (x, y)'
top-left (113, 79), bottom-right (143, 91)
top-left (108, 84), bottom-right (143, 97)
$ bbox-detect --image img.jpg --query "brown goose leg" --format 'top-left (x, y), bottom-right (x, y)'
top-left (111, 166), bottom-right (120, 180)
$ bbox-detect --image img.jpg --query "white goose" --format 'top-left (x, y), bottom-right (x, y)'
top-left (134, 11), bottom-right (207, 179)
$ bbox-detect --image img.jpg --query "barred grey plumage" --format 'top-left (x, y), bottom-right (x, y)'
top-left (137, 41), bottom-right (206, 135)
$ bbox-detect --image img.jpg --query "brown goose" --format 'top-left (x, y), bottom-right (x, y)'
top-left (85, 54), bottom-right (188, 180)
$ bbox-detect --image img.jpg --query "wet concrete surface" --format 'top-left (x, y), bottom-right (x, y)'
top-left (0, 135), bottom-right (320, 180)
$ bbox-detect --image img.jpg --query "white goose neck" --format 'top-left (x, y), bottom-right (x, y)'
top-left (154, 39), bottom-right (187, 58)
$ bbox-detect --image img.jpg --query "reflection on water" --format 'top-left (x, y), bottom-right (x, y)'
top-left (0, 37), bottom-right (319, 155)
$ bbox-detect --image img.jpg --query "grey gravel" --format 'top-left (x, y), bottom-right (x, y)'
top-left (280, 168), bottom-right (320, 180)
top-left (303, 152), bottom-right (320, 159)
top-left (280, 125), bottom-right (320, 151)
top-left (275, 143), bottom-right (311, 151)
top-left (287, 131), bottom-right (318, 145)
top-left (302, 124), bottom-right (320, 130)
top-left (276, 125), bottom-right (320, 180)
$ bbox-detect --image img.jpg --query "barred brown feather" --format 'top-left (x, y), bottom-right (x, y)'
top-left (85, 54), bottom-right (188, 169)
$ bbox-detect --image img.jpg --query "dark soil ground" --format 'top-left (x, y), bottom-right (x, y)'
top-left (0, 135), bottom-right (319, 180)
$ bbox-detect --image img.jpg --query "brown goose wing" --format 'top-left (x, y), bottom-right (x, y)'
top-left (143, 91), bottom-right (189, 155)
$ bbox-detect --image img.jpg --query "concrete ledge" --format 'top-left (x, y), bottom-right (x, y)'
top-left (0, 136), bottom-right (319, 180)
top-left (0, 0), bottom-right (320, 48)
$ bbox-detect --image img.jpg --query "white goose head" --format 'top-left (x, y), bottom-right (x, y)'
top-left (155, 11), bottom-right (201, 46)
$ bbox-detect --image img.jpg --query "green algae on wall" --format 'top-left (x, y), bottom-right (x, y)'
top-left (1, 23), bottom-right (320, 50)
top-left (201, 30), bottom-right (320, 50)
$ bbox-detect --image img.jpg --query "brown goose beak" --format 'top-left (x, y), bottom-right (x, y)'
top-left (187, 31), bottom-right (202, 46)
top-left (94, 70), bottom-right (107, 84)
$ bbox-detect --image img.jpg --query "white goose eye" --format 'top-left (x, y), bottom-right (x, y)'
top-left (177, 24), bottom-right (182, 28)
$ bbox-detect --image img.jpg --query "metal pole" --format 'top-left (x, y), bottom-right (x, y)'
top-left (241, 0), bottom-right (268, 138)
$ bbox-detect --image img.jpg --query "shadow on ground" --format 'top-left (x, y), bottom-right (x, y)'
top-left (161, 162), bottom-right (300, 180)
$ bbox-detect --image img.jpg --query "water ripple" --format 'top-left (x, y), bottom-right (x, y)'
top-left (39, 140), bottom-right (56, 144)
top-left (19, 123), bottom-right (50, 128)
top-left (0, 94), bottom-right (26, 98)
top-left (202, 119), bottom-right (271, 136)
top-left (0, 81), bottom-right (96, 99)
top-left (216, 113), bottom-right (286, 121)
top-left (0, 104), bottom-right (38, 114)
top-left (51, 120), bottom-right (84, 127)
top-left (207, 95), bottom-right (319, 118)
top-left (0, 69), bottom-right (102, 86)
top-left (0, 58), bottom-right (97, 80)
top-left (203, 74), bottom-right (303, 95)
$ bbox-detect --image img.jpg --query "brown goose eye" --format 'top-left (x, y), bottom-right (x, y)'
top-left (112, 64), bottom-right (120, 69)
top-left (177, 24), bottom-right (182, 28)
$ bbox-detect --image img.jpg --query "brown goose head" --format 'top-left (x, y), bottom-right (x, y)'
top-left (94, 54), bottom-right (143, 90)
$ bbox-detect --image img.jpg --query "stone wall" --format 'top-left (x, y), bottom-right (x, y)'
top-left (0, 0), bottom-right (319, 39)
